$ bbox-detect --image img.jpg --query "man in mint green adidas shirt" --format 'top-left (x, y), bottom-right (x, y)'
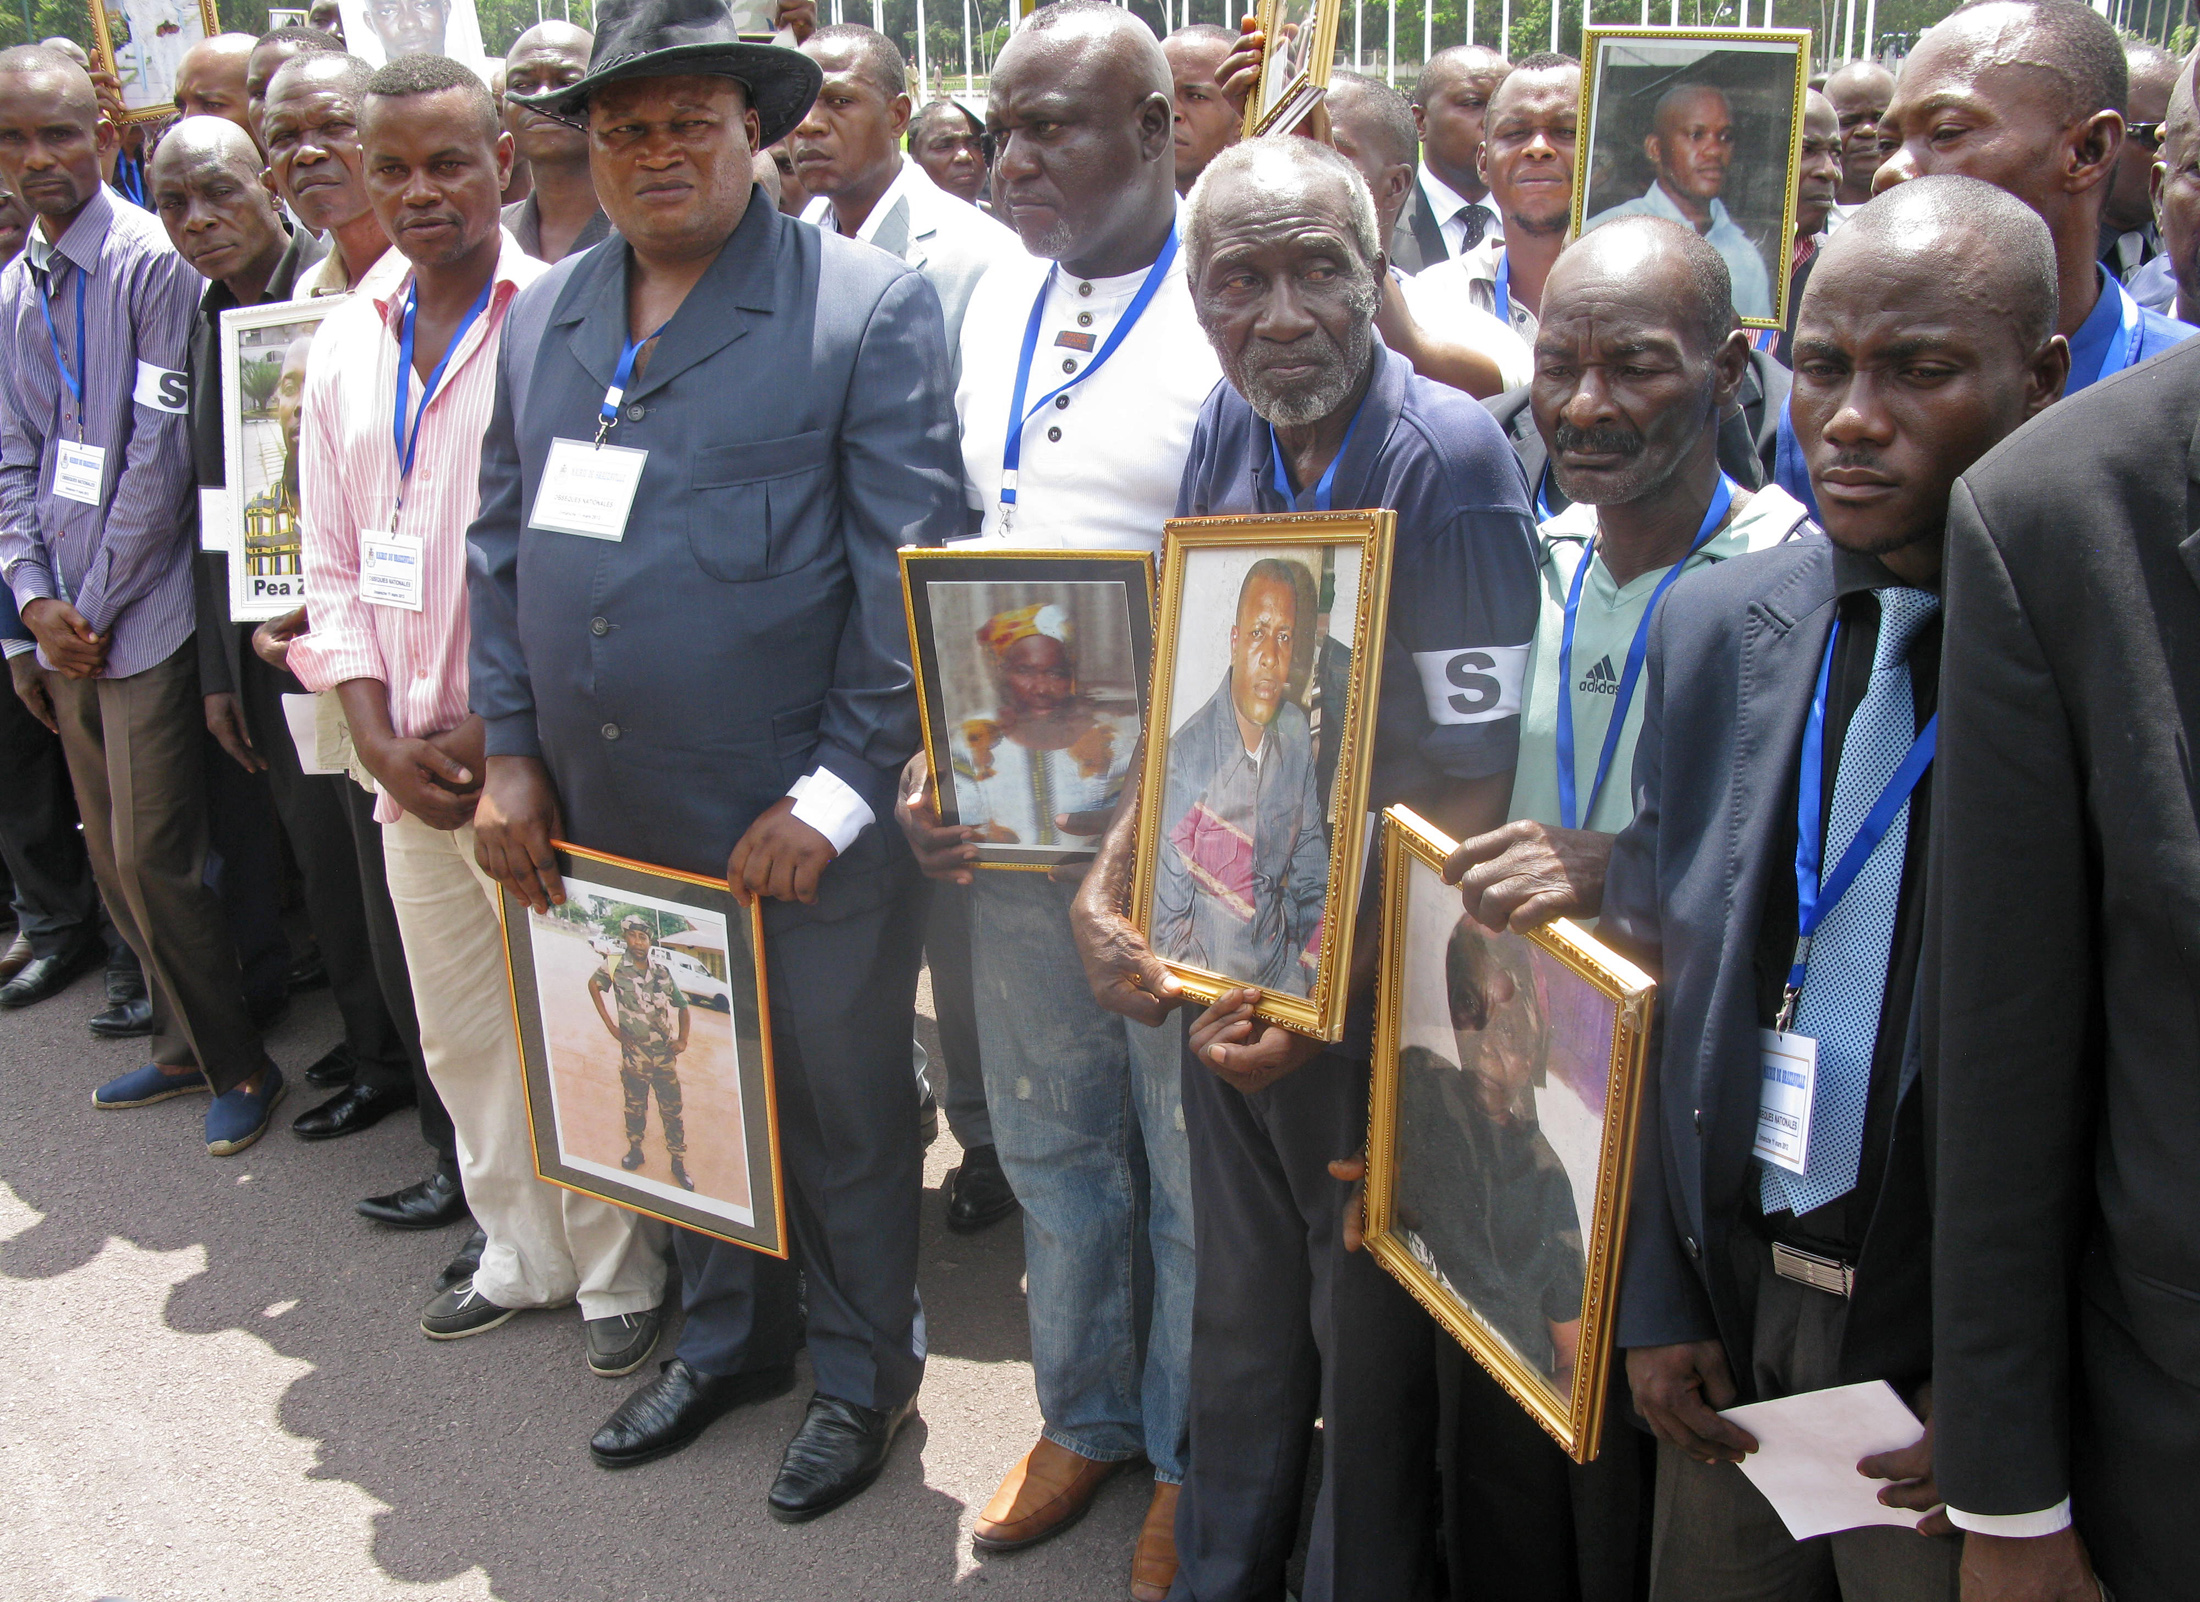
top-left (1449, 215), bottom-right (1810, 931)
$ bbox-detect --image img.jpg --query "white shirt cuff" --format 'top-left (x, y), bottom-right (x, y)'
top-left (1944, 1499), bottom-right (2073, 1537)
top-left (787, 767), bottom-right (874, 856)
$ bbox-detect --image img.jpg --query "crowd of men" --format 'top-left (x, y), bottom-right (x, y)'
top-left (0, 0), bottom-right (2192, 1597)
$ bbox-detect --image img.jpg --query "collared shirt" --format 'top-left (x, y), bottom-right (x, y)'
top-left (503, 193), bottom-right (612, 264)
top-left (1400, 238), bottom-right (1540, 370)
top-left (2063, 262), bottom-right (2194, 394)
top-left (288, 230), bottom-right (547, 822)
top-left (1417, 163), bottom-right (1505, 257)
top-left (292, 238), bottom-right (411, 302)
top-left (0, 185), bottom-right (204, 677)
top-left (801, 155), bottom-right (925, 246)
top-left (2101, 220), bottom-right (2158, 283)
top-left (1508, 483), bottom-right (1811, 840)
top-left (1586, 183), bottom-right (1774, 320)
top-left (955, 213), bottom-right (1220, 551)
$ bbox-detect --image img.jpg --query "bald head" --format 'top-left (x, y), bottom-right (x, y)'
top-left (2158, 63), bottom-right (2200, 321)
top-left (176, 33), bottom-right (256, 129)
top-left (1825, 59), bottom-right (1896, 202)
top-left (1837, 172), bottom-right (2058, 345)
top-left (0, 48), bottom-right (109, 226)
top-left (150, 110), bottom-right (263, 181)
top-left (1414, 44), bottom-right (1510, 107)
top-left (2108, 40), bottom-right (2182, 233)
top-left (1548, 216), bottom-right (1734, 359)
top-left (35, 37), bottom-right (87, 68)
top-left (150, 115), bottom-right (288, 290)
top-left (504, 20), bottom-right (594, 167)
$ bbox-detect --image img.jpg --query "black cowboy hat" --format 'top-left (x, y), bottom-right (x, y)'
top-left (508, 0), bottom-right (822, 148)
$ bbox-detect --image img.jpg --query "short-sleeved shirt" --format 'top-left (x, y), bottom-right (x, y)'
top-left (1507, 483), bottom-right (1812, 838)
top-left (1174, 341), bottom-right (1542, 804)
top-left (592, 951), bottom-right (686, 1055)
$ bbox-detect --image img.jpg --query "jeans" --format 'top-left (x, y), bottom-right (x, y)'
top-left (970, 872), bottom-right (1194, 1480)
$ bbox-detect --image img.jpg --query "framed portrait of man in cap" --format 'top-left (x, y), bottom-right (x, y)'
top-left (1364, 805), bottom-right (1654, 1463)
top-left (498, 843), bottom-right (786, 1256)
top-left (1575, 27), bottom-right (1811, 331)
top-left (214, 300), bottom-right (334, 622)
top-left (901, 548), bottom-right (1157, 870)
top-left (1130, 511), bottom-right (1393, 1044)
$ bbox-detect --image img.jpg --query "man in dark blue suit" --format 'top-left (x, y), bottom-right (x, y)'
top-left (466, 0), bottom-right (964, 1525)
top-left (1601, 177), bottom-right (2068, 1599)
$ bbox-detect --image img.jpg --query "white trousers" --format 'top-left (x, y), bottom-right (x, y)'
top-left (381, 812), bottom-right (667, 1318)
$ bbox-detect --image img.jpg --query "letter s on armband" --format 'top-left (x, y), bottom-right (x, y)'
top-left (1412, 644), bottom-right (1529, 725)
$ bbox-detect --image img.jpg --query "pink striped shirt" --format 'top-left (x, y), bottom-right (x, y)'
top-left (289, 232), bottom-right (545, 822)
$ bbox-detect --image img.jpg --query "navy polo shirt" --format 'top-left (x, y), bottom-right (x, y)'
top-left (1175, 341), bottom-right (1542, 810)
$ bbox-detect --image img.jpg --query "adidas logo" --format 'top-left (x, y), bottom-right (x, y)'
top-left (1577, 655), bottom-right (1620, 695)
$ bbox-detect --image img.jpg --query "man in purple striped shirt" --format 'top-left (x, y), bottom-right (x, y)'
top-left (0, 45), bottom-right (285, 1156)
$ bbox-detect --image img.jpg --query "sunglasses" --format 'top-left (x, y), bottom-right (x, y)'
top-left (2128, 121), bottom-right (2166, 152)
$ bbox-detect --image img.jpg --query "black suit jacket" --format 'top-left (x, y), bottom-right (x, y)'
top-left (1600, 536), bottom-right (1933, 1394)
top-left (1483, 349), bottom-right (1789, 514)
top-left (1931, 338), bottom-right (2200, 1528)
top-left (1389, 182), bottom-right (1451, 276)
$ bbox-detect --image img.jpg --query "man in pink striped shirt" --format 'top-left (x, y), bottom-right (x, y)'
top-left (290, 53), bottom-right (668, 1374)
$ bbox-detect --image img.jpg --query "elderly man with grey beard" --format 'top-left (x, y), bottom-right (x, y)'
top-left (1071, 137), bottom-right (1540, 1601)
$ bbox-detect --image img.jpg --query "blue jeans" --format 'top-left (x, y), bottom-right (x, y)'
top-left (970, 872), bottom-right (1194, 1480)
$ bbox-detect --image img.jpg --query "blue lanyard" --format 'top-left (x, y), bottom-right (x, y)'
top-left (999, 225), bottom-right (1179, 527)
top-left (392, 277), bottom-right (493, 508)
top-left (1555, 474), bottom-right (1734, 829)
top-left (1267, 387), bottom-right (1367, 511)
top-left (1534, 465), bottom-right (1556, 521)
top-left (594, 320), bottom-right (667, 445)
top-left (1493, 248), bottom-right (1512, 328)
top-left (1780, 616), bottom-right (1937, 1028)
top-left (38, 264), bottom-right (87, 439)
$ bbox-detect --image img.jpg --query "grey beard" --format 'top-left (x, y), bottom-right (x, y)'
top-left (1240, 309), bottom-right (1377, 429)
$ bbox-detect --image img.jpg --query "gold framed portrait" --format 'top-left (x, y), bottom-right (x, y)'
top-left (901, 547), bottom-right (1157, 871)
top-left (1573, 27), bottom-right (1812, 332)
top-left (1129, 510), bottom-right (1393, 1044)
top-left (498, 843), bottom-right (787, 1258)
top-left (1242, 0), bottom-right (1342, 139)
top-left (1365, 805), bottom-right (1654, 1462)
top-left (85, 0), bottom-right (220, 122)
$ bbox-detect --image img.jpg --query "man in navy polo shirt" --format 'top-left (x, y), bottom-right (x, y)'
top-left (1073, 136), bottom-right (1540, 1600)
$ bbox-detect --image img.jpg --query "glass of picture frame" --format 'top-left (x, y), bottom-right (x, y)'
top-left (1365, 804), bottom-right (1655, 1463)
top-left (86, 0), bottom-right (221, 122)
top-left (214, 299), bottom-right (334, 623)
top-left (1243, 0), bottom-right (1342, 139)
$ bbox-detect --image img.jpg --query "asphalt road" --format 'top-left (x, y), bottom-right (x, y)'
top-left (0, 964), bottom-right (1163, 1602)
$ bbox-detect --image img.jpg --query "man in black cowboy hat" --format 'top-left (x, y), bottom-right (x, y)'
top-left (467, 0), bottom-right (964, 1524)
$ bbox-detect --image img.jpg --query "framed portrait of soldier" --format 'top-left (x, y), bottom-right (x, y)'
top-left (901, 548), bottom-right (1157, 871)
top-left (1574, 27), bottom-right (1811, 331)
top-left (217, 300), bottom-right (333, 622)
top-left (1243, 0), bottom-right (1341, 138)
top-left (1364, 806), bottom-right (1654, 1462)
top-left (86, 0), bottom-right (220, 121)
top-left (335, 0), bottom-right (489, 69)
top-left (498, 843), bottom-right (787, 1257)
top-left (1130, 511), bottom-right (1394, 1044)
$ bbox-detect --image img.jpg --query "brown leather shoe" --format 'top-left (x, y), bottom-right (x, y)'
top-left (1130, 1480), bottom-right (1180, 1602)
top-left (972, 1437), bottom-right (1128, 1551)
top-left (0, 932), bottom-right (29, 982)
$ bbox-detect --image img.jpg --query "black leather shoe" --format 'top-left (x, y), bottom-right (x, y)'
top-left (87, 966), bottom-right (153, 1039)
top-left (287, 949), bottom-right (328, 993)
top-left (945, 1143), bottom-right (1020, 1234)
top-left (0, 943), bottom-right (97, 1009)
top-left (357, 1169), bottom-right (469, 1230)
top-left (590, 1357), bottom-right (797, 1469)
top-left (436, 1225), bottom-right (486, 1292)
top-left (294, 1080), bottom-right (417, 1141)
top-left (304, 1042), bottom-right (357, 1086)
top-left (767, 1392), bottom-right (917, 1523)
top-left (919, 1088), bottom-right (940, 1148)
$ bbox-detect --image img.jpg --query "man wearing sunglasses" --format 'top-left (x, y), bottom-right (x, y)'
top-left (2100, 40), bottom-right (2179, 287)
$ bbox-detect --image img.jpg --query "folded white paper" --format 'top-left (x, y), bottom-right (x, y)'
top-left (282, 692), bottom-right (345, 777)
top-left (1720, 1380), bottom-right (1929, 1542)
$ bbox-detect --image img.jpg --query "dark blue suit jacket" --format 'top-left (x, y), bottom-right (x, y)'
top-left (466, 193), bottom-right (964, 899)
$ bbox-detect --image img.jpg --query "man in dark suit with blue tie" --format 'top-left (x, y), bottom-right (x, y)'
top-left (1600, 176), bottom-right (2068, 1599)
top-left (465, 0), bottom-right (965, 1525)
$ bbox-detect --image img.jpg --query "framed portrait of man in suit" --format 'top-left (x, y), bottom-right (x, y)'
top-left (1575, 27), bottom-right (1811, 331)
top-left (902, 548), bottom-right (1157, 871)
top-left (1130, 511), bottom-right (1393, 1044)
top-left (215, 300), bottom-right (334, 622)
top-left (498, 843), bottom-right (787, 1257)
top-left (1365, 805), bottom-right (1654, 1462)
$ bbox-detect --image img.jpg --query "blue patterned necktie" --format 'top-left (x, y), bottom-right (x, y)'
top-left (1762, 588), bottom-right (1940, 1217)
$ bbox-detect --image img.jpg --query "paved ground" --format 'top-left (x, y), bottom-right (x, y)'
top-left (0, 965), bottom-right (1163, 1602)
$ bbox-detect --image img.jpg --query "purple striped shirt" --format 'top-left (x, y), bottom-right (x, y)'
top-left (0, 185), bottom-right (203, 678)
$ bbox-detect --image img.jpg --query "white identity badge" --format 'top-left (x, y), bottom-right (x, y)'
top-left (53, 440), bottom-right (107, 505)
top-left (198, 486), bottom-right (233, 552)
top-left (359, 528), bottom-right (425, 612)
top-left (1753, 1028), bottom-right (1817, 1175)
top-left (530, 438), bottom-right (647, 541)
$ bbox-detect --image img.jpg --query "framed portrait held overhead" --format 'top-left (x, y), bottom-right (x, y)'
top-left (1242, 0), bottom-right (1341, 138)
top-left (1364, 806), bottom-right (1654, 1463)
top-left (86, 0), bottom-right (220, 122)
top-left (497, 844), bottom-right (787, 1257)
top-left (215, 300), bottom-right (334, 623)
top-left (1574, 27), bottom-right (1811, 331)
top-left (902, 547), bottom-right (1158, 871)
top-left (1130, 510), bottom-right (1394, 1044)
top-left (335, 0), bottom-right (490, 69)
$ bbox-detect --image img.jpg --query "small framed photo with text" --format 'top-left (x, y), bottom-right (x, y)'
top-left (1130, 511), bottom-right (1394, 1044)
top-left (498, 843), bottom-right (786, 1257)
top-left (216, 300), bottom-right (333, 622)
top-left (1575, 27), bottom-right (1812, 331)
top-left (1365, 806), bottom-right (1654, 1462)
top-left (902, 547), bottom-right (1157, 871)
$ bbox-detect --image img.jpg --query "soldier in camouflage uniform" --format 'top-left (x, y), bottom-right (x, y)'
top-left (587, 915), bottom-right (694, 1192)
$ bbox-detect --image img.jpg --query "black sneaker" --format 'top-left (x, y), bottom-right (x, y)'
top-left (586, 1307), bottom-right (664, 1377)
top-left (421, 1277), bottom-right (518, 1340)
